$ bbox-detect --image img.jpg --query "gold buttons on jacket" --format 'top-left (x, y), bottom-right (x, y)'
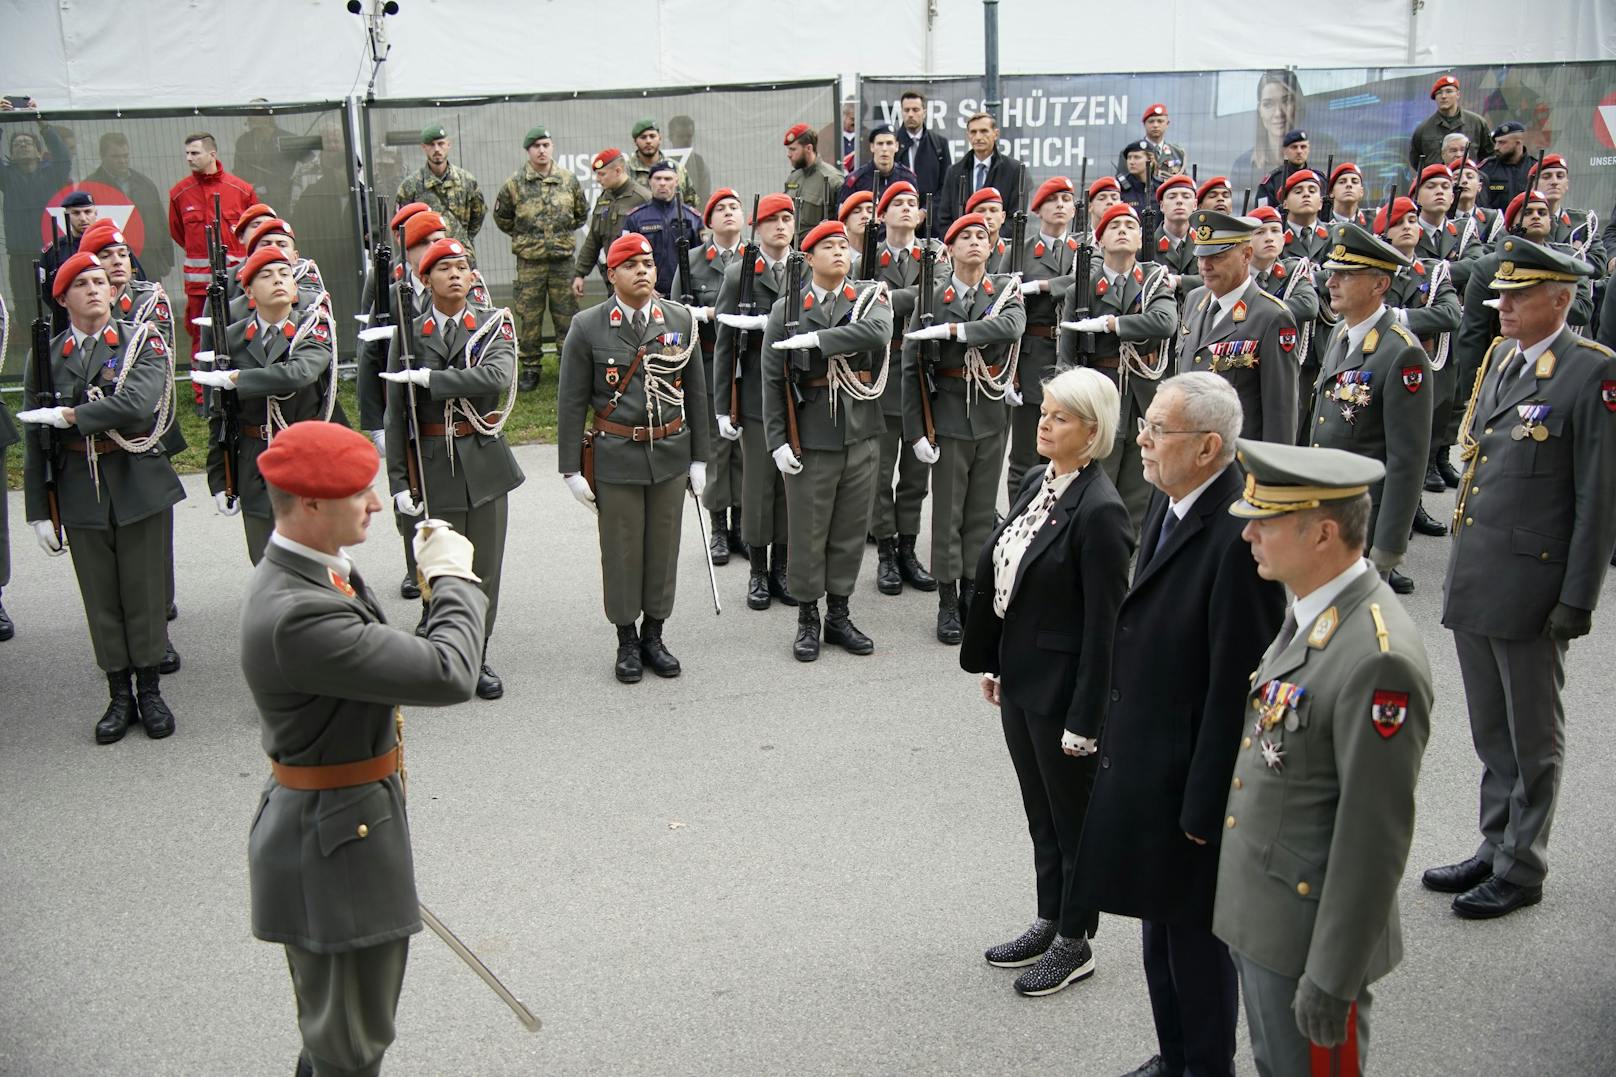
top-left (1296, 881), bottom-right (1311, 896)
top-left (1472, 486), bottom-right (1480, 494)
top-left (1484, 427), bottom-right (1493, 435)
top-left (1540, 552), bottom-right (1550, 561)
top-left (1480, 455), bottom-right (1488, 463)
top-left (357, 823), bottom-right (369, 839)
top-left (1465, 517), bottom-right (1474, 526)
top-left (1242, 736), bottom-right (1252, 749)
top-left (1225, 815), bottom-right (1237, 829)
top-left (1232, 777), bottom-right (1243, 790)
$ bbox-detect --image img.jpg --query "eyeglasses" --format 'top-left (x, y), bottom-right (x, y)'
top-left (1137, 417), bottom-right (1212, 439)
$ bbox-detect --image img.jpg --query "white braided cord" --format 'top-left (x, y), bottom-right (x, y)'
top-left (265, 292), bottom-right (340, 441)
top-left (443, 307), bottom-right (523, 465)
top-left (1423, 260), bottom-right (1453, 371)
top-left (825, 281), bottom-right (892, 424)
top-left (82, 320), bottom-right (175, 496)
top-left (1117, 265), bottom-right (1173, 393)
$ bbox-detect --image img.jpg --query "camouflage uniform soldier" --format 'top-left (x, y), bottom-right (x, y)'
top-left (783, 123), bottom-right (844, 235)
top-left (627, 118), bottom-right (697, 207)
top-left (395, 123), bottom-right (486, 261)
top-left (572, 148), bottom-right (651, 295)
top-left (494, 125), bottom-right (588, 390)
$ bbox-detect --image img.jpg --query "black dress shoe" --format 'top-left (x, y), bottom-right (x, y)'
top-left (823, 595), bottom-right (873, 655)
top-left (875, 537), bottom-right (903, 595)
top-left (166, 600), bottom-right (179, 622)
top-left (707, 512), bottom-right (730, 566)
top-left (400, 573), bottom-right (421, 600)
top-left (96, 670), bottom-right (137, 745)
top-left (1453, 875), bottom-right (1543, 919)
top-left (159, 640), bottom-right (181, 675)
top-left (614, 624), bottom-right (643, 684)
top-left (1412, 503), bottom-right (1449, 537)
top-left (414, 602), bottom-right (430, 638)
top-left (984, 919), bottom-right (1055, 968)
top-left (1121, 1055), bottom-right (1179, 1077)
top-left (517, 366), bottom-right (540, 392)
top-left (1013, 935), bottom-right (1095, 996)
top-left (936, 582), bottom-right (962, 645)
top-left (1388, 569), bottom-right (1415, 594)
top-left (1436, 448), bottom-right (1461, 488)
top-left (133, 667), bottom-right (176, 739)
top-left (476, 664), bottom-right (504, 700)
top-left (294, 1052), bottom-right (314, 1077)
top-left (0, 596), bottom-right (14, 642)
top-left (793, 601), bottom-right (821, 662)
top-left (897, 534), bottom-right (937, 591)
top-left (746, 547), bottom-right (771, 610)
top-left (1423, 460), bottom-right (1447, 493)
top-left (639, 618), bottom-right (682, 677)
top-left (1422, 855), bottom-right (1493, 893)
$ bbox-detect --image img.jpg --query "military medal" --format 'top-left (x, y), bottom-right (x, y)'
top-left (1327, 371), bottom-right (1372, 421)
top-left (606, 366), bottom-right (620, 386)
top-left (1255, 679), bottom-right (1305, 734)
top-left (1259, 738), bottom-right (1286, 771)
top-left (1514, 403), bottom-right (1550, 442)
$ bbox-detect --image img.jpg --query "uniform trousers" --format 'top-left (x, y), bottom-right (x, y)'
top-left (739, 420), bottom-right (788, 548)
top-left (1006, 399), bottom-right (1048, 493)
top-left (66, 508), bottom-right (171, 672)
top-left (784, 437), bottom-right (878, 603)
top-left (1141, 919), bottom-right (1239, 1077)
top-left (930, 429), bottom-right (1006, 582)
top-left (512, 257), bottom-right (577, 370)
top-left (184, 292), bottom-right (207, 405)
top-left (999, 696), bottom-right (1099, 939)
top-left (1428, 353), bottom-right (1459, 448)
top-left (700, 355), bottom-right (743, 512)
top-left (286, 938), bottom-right (409, 1077)
top-left (595, 476), bottom-right (684, 625)
top-left (1295, 357), bottom-right (1322, 446)
top-left (1098, 383), bottom-right (1152, 533)
top-left (1233, 951), bottom-right (1373, 1077)
top-left (243, 513), bottom-right (275, 565)
top-left (870, 422), bottom-right (928, 538)
top-left (1453, 629), bottom-right (1568, 886)
top-left (433, 497), bottom-right (508, 636)
top-left (0, 446), bottom-right (10, 589)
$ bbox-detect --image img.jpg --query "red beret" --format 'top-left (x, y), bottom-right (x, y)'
top-left (1282, 169), bottom-right (1324, 197)
top-left (783, 122), bottom-right (811, 146)
top-left (944, 212), bottom-right (990, 245)
top-left (1328, 162), bottom-right (1362, 187)
top-left (1460, 158), bottom-right (1482, 173)
top-left (1248, 206), bottom-right (1282, 224)
top-left (703, 186), bottom-right (741, 224)
top-left (1372, 197), bottom-right (1419, 233)
top-left (77, 219), bottom-right (125, 255)
top-left (964, 186), bottom-right (1003, 213)
top-left (1142, 103), bottom-right (1168, 121)
top-left (403, 211), bottom-right (446, 249)
top-left (1195, 175), bottom-right (1231, 202)
top-left (837, 190), bottom-right (873, 221)
top-left (1504, 189), bottom-right (1547, 230)
top-left (1095, 203), bottom-right (1139, 238)
top-left (1031, 176), bottom-right (1074, 210)
top-left (389, 201), bottom-right (430, 231)
top-left (237, 246), bottom-right (292, 286)
top-left (1086, 176), bottom-right (1120, 200)
top-left (1416, 163), bottom-right (1454, 188)
top-left (590, 147), bottom-right (623, 170)
top-left (51, 252), bottom-right (104, 300)
top-left (752, 192), bottom-right (794, 224)
top-left (1430, 75), bottom-right (1459, 99)
top-left (800, 220), bottom-right (848, 252)
top-left (607, 232), bottom-right (654, 269)
top-left (246, 218), bottom-right (296, 251)
top-left (1154, 174), bottom-right (1195, 200)
top-left (876, 180), bottom-right (918, 217)
top-left (1528, 154), bottom-right (1567, 178)
top-left (257, 421), bottom-right (379, 500)
top-left (419, 237), bottom-right (470, 277)
top-left (234, 203), bottom-right (276, 240)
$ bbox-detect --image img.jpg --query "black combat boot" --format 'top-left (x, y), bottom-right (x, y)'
top-left (639, 617), bottom-right (682, 678)
top-left (1388, 569), bottom-right (1415, 595)
top-left (400, 573), bottom-right (421, 600)
top-left (875, 537), bottom-right (903, 595)
top-left (747, 546), bottom-right (772, 610)
top-left (769, 543), bottom-right (797, 606)
top-left (166, 600), bottom-right (179, 622)
top-left (517, 364), bottom-right (541, 392)
top-left (1412, 502), bottom-right (1449, 536)
top-left (793, 601), bottom-right (822, 662)
top-left (159, 636), bottom-right (181, 675)
top-left (414, 601), bottom-right (430, 638)
top-left (897, 534), bottom-right (937, 591)
top-left (95, 670), bottom-right (137, 745)
top-left (476, 641), bottom-right (504, 700)
top-left (708, 511), bottom-right (730, 566)
top-left (1423, 450), bottom-right (1446, 493)
top-left (726, 507), bottom-right (746, 555)
top-left (936, 582), bottom-right (963, 645)
top-left (1435, 444), bottom-right (1461, 488)
top-left (959, 577), bottom-right (977, 623)
top-left (823, 595), bottom-right (874, 655)
top-left (133, 667), bottom-right (176, 739)
top-left (615, 624), bottom-right (643, 683)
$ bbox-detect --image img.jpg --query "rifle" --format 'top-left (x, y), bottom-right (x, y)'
top-left (206, 194), bottom-right (243, 508)
top-left (730, 194), bottom-right (762, 426)
top-left (1241, 189), bottom-right (1251, 216)
top-left (916, 229), bottom-right (939, 448)
top-left (30, 254), bottom-right (62, 546)
top-left (1380, 183), bottom-right (1400, 237)
top-left (1513, 152), bottom-right (1545, 235)
top-left (862, 177), bottom-right (881, 280)
top-left (391, 223), bottom-right (429, 513)
top-left (1139, 168), bottom-right (1162, 264)
top-left (957, 170), bottom-right (970, 236)
top-left (676, 211), bottom-right (697, 306)
top-left (782, 250), bottom-right (805, 458)
top-left (1071, 161), bottom-right (1096, 366)
top-left (1009, 209), bottom-right (1028, 277)
top-left (1321, 154), bottom-right (1336, 221)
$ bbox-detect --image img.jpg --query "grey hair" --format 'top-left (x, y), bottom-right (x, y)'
top-left (1440, 132), bottom-right (1469, 149)
top-left (1042, 366), bottom-right (1120, 460)
top-left (1158, 372), bottom-right (1242, 465)
top-left (1301, 492), bottom-right (1373, 552)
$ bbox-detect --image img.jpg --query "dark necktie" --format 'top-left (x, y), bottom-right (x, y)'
top-left (974, 160), bottom-right (987, 191)
top-left (1274, 608), bottom-right (1299, 652)
top-left (632, 310), bottom-right (648, 335)
top-left (1151, 507), bottom-right (1180, 565)
top-left (1492, 345), bottom-right (1522, 409)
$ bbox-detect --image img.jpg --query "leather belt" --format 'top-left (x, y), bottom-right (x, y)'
top-left (1024, 324), bottom-right (1056, 338)
top-left (1088, 355), bottom-right (1121, 370)
top-left (938, 364), bottom-right (1005, 379)
top-left (63, 429), bottom-right (154, 453)
top-left (803, 371), bottom-right (873, 388)
top-left (271, 746), bottom-right (400, 791)
top-left (592, 415), bottom-right (684, 442)
top-left (241, 423), bottom-right (270, 440)
top-left (419, 412), bottom-right (501, 438)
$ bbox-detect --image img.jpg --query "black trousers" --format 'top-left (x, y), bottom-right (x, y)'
top-left (1000, 696), bottom-right (1098, 939)
top-left (1142, 919), bottom-right (1239, 1077)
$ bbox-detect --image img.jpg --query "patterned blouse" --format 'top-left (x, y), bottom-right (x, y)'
top-left (992, 464), bottom-right (1083, 618)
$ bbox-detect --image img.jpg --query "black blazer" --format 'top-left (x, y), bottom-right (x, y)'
top-left (897, 126), bottom-right (952, 199)
top-left (935, 152), bottom-right (1032, 239)
top-left (959, 463), bottom-right (1134, 736)
top-left (1071, 465), bottom-right (1286, 927)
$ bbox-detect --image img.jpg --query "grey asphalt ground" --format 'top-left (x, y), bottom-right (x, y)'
top-left (2, 442), bottom-right (1614, 1077)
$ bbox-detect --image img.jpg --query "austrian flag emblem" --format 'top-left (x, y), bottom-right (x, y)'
top-left (1602, 380), bottom-right (1616, 412)
top-left (1371, 690), bottom-right (1409, 739)
top-left (1277, 327), bottom-right (1297, 353)
top-left (1401, 365), bottom-right (1422, 392)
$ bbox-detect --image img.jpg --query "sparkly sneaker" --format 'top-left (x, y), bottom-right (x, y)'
top-left (1012, 935), bottom-right (1095, 996)
top-left (984, 919), bottom-right (1056, 968)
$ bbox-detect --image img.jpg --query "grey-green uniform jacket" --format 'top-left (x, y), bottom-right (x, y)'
top-left (900, 273), bottom-right (1025, 443)
top-left (1056, 258), bottom-right (1179, 411)
top-left (1307, 312), bottom-right (1432, 560)
top-left (1177, 279), bottom-right (1299, 442)
top-left (574, 179), bottom-right (651, 281)
top-left (244, 541), bottom-right (487, 953)
top-left (1383, 258), bottom-right (1462, 346)
top-left (1214, 566), bottom-right (1432, 1001)
top-left (873, 240), bottom-right (925, 415)
top-left (383, 306), bottom-right (525, 511)
top-left (785, 158), bottom-right (844, 234)
top-left (206, 312), bottom-right (338, 518)
top-left (556, 297), bottom-right (709, 482)
top-left (23, 321), bottom-right (184, 528)
top-left (712, 254), bottom-right (787, 423)
top-left (1251, 258), bottom-right (1319, 330)
top-left (761, 280), bottom-right (894, 452)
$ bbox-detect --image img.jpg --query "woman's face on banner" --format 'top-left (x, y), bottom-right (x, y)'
top-left (1258, 82), bottom-right (1296, 140)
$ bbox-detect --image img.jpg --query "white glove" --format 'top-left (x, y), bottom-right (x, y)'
top-left (1061, 316), bottom-right (1111, 334)
top-left (690, 306), bottom-right (714, 324)
top-left (191, 315), bottom-right (212, 327)
top-left (16, 407), bottom-right (70, 429)
top-left (716, 414), bottom-right (741, 441)
top-left (1062, 730), bottom-right (1099, 757)
top-left (1005, 385), bottom-right (1025, 407)
top-left (190, 368), bottom-right (236, 390)
top-left (772, 331), bottom-right (820, 351)
top-left (213, 491), bottom-right (241, 517)
top-left (1019, 279), bottom-right (1048, 296)
top-left (413, 519), bottom-right (481, 583)
top-left (368, 429), bottom-right (386, 455)
top-left (688, 461), bottom-right (707, 496)
top-left (33, 520), bottom-right (64, 556)
top-left (357, 325), bottom-right (397, 343)
top-left (772, 444), bottom-right (803, 475)
top-left (563, 472), bottom-right (598, 514)
top-left (394, 490), bottom-right (424, 517)
top-left (904, 324), bottom-right (951, 342)
top-left (380, 368), bottom-right (431, 388)
top-left (911, 437), bottom-right (941, 465)
top-left (717, 312), bottom-right (768, 331)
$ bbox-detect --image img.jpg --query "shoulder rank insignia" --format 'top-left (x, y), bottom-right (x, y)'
top-left (1257, 289), bottom-right (1288, 309)
top-left (609, 306), bottom-right (623, 327)
top-left (1095, 278), bottom-right (1108, 297)
top-left (1372, 689), bottom-right (1409, 739)
top-left (1231, 299), bottom-right (1247, 323)
top-left (284, 322), bottom-right (298, 339)
top-left (1534, 351), bottom-right (1556, 379)
top-left (1363, 328), bottom-right (1379, 354)
top-left (1273, 263), bottom-right (1287, 278)
top-left (880, 250), bottom-right (892, 267)
top-left (1390, 322), bottom-right (1416, 347)
top-left (802, 292), bottom-right (815, 311)
top-left (1033, 240), bottom-right (1046, 258)
top-left (102, 327), bottom-right (119, 346)
top-left (843, 284), bottom-right (857, 301)
top-left (705, 246), bottom-right (716, 262)
top-left (421, 319), bottom-right (435, 337)
top-left (943, 286), bottom-right (955, 304)
top-left (983, 278), bottom-right (995, 295)
top-left (1306, 607), bottom-right (1339, 648)
top-left (1065, 237), bottom-right (1079, 251)
top-left (651, 305), bottom-right (664, 324)
top-left (1158, 235), bottom-right (1169, 252)
top-left (327, 568), bottom-right (357, 599)
top-left (1132, 266), bottom-right (1144, 284)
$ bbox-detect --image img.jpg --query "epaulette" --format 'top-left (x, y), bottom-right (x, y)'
top-left (1574, 336), bottom-right (1614, 357)
top-left (1389, 322), bottom-right (1417, 347)
top-left (1368, 603), bottom-right (1391, 653)
top-left (1255, 289), bottom-right (1288, 309)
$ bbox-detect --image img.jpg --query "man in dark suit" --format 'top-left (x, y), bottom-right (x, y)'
top-left (1075, 373), bottom-right (1285, 1077)
top-left (935, 112), bottom-right (1030, 240)
top-left (896, 90), bottom-right (951, 201)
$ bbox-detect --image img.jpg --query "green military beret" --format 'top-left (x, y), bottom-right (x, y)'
top-left (1191, 210), bottom-right (1258, 258)
top-left (523, 125), bottom-right (551, 149)
top-left (1488, 236), bottom-right (1597, 291)
top-left (1321, 222), bottom-right (1411, 273)
top-left (631, 117), bottom-right (658, 138)
top-left (420, 123), bottom-right (447, 144)
top-left (1229, 439), bottom-right (1385, 519)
